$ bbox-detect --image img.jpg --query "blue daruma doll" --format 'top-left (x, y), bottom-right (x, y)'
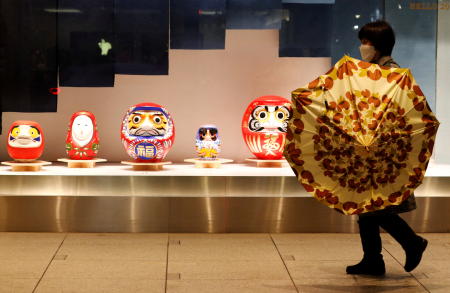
top-left (196, 125), bottom-right (221, 160)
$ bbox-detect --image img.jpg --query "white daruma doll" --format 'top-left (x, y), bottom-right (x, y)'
top-left (65, 111), bottom-right (99, 160)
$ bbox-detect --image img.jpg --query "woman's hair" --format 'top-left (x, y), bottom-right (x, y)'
top-left (358, 20), bottom-right (396, 57)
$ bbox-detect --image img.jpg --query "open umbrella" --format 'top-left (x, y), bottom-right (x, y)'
top-left (284, 55), bottom-right (439, 215)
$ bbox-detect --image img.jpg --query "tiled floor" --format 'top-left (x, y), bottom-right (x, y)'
top-left (0, 233), bottom-right (448, 292)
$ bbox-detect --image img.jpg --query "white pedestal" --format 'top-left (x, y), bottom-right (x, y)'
top-left (58, 158), bottom-right (107, 168)
top-left (184, 158), bottom-right (233, 168)
top-left (245, 158), bottom-right (287, 168)
top-left (1, 160), bottom-right (52, 172)
top-left (121, 161), bottom-right (172, 171)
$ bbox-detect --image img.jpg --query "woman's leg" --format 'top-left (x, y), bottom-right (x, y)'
top-left (377, 214), bottom-right (428, 272)
top-left (346, 214), bottom-right (386, 275)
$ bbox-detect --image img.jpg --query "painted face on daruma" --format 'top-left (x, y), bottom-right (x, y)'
top-left (198, 127), bottom-right (218, 141)
top-left (8, 125), bottom-right (42, 148)
top-left (71, 115), bottom-right (94, 147)
top-left (127, 111), bottom-right (168, 137)
top-left (248, 105), bottom-right (290, 133)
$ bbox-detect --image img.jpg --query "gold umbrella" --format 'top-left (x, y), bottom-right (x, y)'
top-left (284, 55), bottom-right (439, 215)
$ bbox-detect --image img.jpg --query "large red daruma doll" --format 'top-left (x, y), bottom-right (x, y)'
top-left (66, 111), bottom-right (99, 160)
top-left (242, 96), bottom-right (291, 160)
top-left (121, 103), bottom-right (175, 162)
top-left (7, 121), bottom-right (45, 161)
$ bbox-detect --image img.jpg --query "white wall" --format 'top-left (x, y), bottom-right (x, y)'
top-left (435, 8), bottom-right (450, 163)
top-left (0, 30), bottom-right (331, 163)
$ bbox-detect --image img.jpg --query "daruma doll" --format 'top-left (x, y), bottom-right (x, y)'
top-left (7, 120), bottom-right (45, 161)
top-left (65, 111), bottom-right (99, 160)
top-left (121, 103), bottom-right (175, 162)
top-left (242, 96), bottom-right (291, 160)
top-left (196, 125), bottom-right (221, 160)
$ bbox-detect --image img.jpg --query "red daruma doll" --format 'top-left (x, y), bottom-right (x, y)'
top-left (121, 103), bottom-right (175, 162)
top-left (7, 121), bottom-right (45, 161)
top-left (242, 96), bottom-right (291, 160)
top-left (65, 111), bottom-right (99, 160)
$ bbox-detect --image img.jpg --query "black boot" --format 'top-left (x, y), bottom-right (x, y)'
top-left (346, 254), bottom-right (386, 276)
top-left (347, 215), bottom-right (386, 276)
top-left (404, 236), bottom-right (428, 272)
top-left (378, 214), bottom-right (428, 272)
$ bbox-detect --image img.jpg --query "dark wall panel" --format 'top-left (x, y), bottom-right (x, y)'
top-left (226, 0), bottom-right (283, 30)
top-left (386, 0), bottom-right (437, 112)
top-left (279, 3), bottom-right (332, 57)
top-left (171, 0), bottom-right (226, 50)
top-left (0, 0), bottom-right (58, 113)
top-left (115, 0), bottom-right (169, 75)
top-left (331, 0), bottom-right (384, 64)
top-left (58, 0), bottom-right (115, 87)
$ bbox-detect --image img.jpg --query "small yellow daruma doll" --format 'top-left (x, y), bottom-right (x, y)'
top-left (7, 120), bottom-right (45, 162)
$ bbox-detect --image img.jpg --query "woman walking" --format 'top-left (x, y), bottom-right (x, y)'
top-left (346, 20), bottom-right (428, 276)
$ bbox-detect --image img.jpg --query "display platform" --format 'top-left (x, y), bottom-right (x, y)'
top-left (0, 161), bottom-right (449, 232)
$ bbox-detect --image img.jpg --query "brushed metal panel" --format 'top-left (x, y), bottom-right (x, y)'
top-left (0, 197), bottom-right (169, 232)
top-left (0, 175), bottom-right (446, 197)
top-left (414, 177), bottom-right (450, 197)
top-left (168, 197), bottom-right (358, 233)
top-left (226, 176), bottom-right (305, 197)
top-left (0, 176), bottom-right (228, 197)
top-left (0, 196), bottom-right (449, 233)
top-left (0, 174), bottom-right (449, 232)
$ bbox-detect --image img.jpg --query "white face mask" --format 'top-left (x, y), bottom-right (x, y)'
top-left (359, 44), bottom-right (376, 62)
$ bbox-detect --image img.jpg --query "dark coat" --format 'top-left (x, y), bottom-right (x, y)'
top-left (361, 55), bottom-right (417, 217)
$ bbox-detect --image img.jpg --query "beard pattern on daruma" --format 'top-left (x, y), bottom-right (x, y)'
top-left (127, 111), bottom-right (168, 137)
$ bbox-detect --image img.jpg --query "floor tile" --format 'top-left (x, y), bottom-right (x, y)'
top-left (417, 278), bottom-right (450, 293)
top-left (354, 276), bottom-right (426, 293)
top-left (383, 233), bottom-right (450, 262)
top-left (58, 242), bottom-right (167, 261)
top-left (169, 242), bottom-right (280, 261)
top-left (285, 260), bottom-right (356, 281)
top-left (167, 280), bottom-right (297, 293)
top-left (0, 247), bottom-right (59, 262)
top-left (294, 278), bottom-right (360, 293)
top-left (295, 278), bottom-right (425, 293)
top-left (271, 233), bottom-right (360, 245)
top-left (35, 279), bottom-right (165, 293)
top-left (54, 233), bottom-right (168, 261)
top-left (0, 233), bottom-right (65, 279)
top-left (0, 233), bottom-right (65, 243)
top-left (64, 233), bottom-right (168, 245)
top-left (56, 245), bottom-right (168, 262)
top-left (169, 233), bottom-right (279, 261)
top-left (410, 259), bottom-right (450, 279)
top-left (0, 260), bottom-right (50, 279)
top-left (272, 233), bottom-right (363, 261)
top-left (169, 260), bottom-right (290, 280)
top-left (0, 278), bottom-right (39, 293)
top-left (285, 256), bottom-right (406, 281)
top-left (170, 233), bottom-right (272, 243)
top-left (274, 243), bottom-right (362, 261)
top-left (0, 233), bottom-right (65, 261)
top-left (43, 260), bottom-right (166, 279)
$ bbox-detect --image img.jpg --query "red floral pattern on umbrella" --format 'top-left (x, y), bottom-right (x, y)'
top-left (284, 55), bottom-right (440, 215)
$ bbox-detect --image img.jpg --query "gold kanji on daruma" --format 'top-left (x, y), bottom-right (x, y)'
top-left (284, 55), bottom-right (440, 215)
